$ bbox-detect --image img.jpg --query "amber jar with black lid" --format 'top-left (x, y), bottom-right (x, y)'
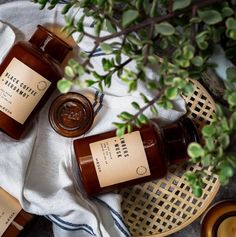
top-left (0, 25), bottom-right (72, 140)
top-left (73, 117), bottom-right (199, 196)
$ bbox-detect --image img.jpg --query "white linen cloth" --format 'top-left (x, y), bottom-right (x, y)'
top-left (0, 1), bottom-right (187, 237)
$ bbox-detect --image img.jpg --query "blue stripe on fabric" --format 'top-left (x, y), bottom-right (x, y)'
top-left (46, 215), bottom-right (96, 236)
top-left (94, 93), bottom-right (104, 116)
top-left (91, 52), bottom-right (106, 57)
top-left (59, 0), bottom-right (70, 3)
top-left (95, 198), bottom-right (131, 237)
top-left (92, 90), bottom-right (99, 108)
top-left (84, 48), bottom-right (106, 57)
top-left (84, 48), bottom-right (102, 54)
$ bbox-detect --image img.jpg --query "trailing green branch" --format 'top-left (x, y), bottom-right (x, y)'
top-left (34, 0), bottom-right (236, 197)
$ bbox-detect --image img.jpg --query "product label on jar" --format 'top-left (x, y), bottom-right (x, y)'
top-left (89, 131), bottom-right (151, 187)
top-left (0, 57), bottom-right (51, 124)
top-left (0, 188), bottom-right (21, 236)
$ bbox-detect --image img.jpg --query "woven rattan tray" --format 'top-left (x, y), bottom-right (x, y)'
top-left (119, 79), bottom-right (220, 237)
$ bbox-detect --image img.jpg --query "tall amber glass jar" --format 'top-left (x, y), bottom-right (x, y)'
top-left (0, 25), bottom-right (72, 139)
top-left (73, 117), bottom-right (199, 196)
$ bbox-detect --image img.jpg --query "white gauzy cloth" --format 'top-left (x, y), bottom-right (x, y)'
top-left (0, 2), bottom-right (187, 237)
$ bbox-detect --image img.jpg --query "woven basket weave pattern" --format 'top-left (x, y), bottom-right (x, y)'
top-left (119, 79), bottom-right (220, 237)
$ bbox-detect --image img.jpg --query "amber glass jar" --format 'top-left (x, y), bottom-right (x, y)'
top-left (73, 117), bottom-right (199, 196)
top-left (201, 200), bottom-right (236, 237)
top-left (0, 25), bottom-right (72, 139)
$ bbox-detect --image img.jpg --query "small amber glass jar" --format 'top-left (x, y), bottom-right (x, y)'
top-left (73, 117), bottom-right (199, 196)
top-left (49, 92), bottom-right (94, 137)
top-left (0, 25), bottom-right (72, 139)
top-left (201, 200), bottom-right (236, 237)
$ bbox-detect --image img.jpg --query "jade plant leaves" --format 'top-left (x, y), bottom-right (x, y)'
top-left (57, 79), bottom-right (73, 93)
top-left (198, 10), bottom-right (223, 25)
top-left (173, 0), bottom-right (191, 11)
top-left (122, 10), bottom-right (139, 27)
top-left (154, 22), bottom-right (175, 36)
top-left (187, 143), bottom-right (204, 159)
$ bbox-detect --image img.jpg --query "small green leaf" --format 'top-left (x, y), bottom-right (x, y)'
top-left (86, 79), bottom-right (97, 87)
top-left (226, 17), bottom-right (236, 30)
top-left (177, 58), bottom-right (190, 68)
top-left (219, 134), bottom-right (230, 149)
top-left (126, 124), bottom-right (132, 133)
top-left (134, 118), bottom-right (142, 128)
top-left (222, 7), bottom-right (234, 18)
top-left (128, 80), bottom-right (137, 92)
top-left (115, 54), bottom-right (121, 64)
top-left (140, 93), bottom-right (149, 103)
top-left (160, 38), bottom-right (169, 49)
top-left (202, 124), bottom-right (215, 137)
top-left (65, 66), bottom-right (75, 78)
top-left (188, 142), bottom-right (204, 158)
top-left (197, 41), bottom-right (208, 50)
top-left (192, 185), bottom-right (203, 197)
top-left (182, 83), bottom-right (194, 96)
top-left (127, 35), bottom-right (142, 46)
top-left (102, 58), bottom-right (114, 71)
top-left (228, 29), bottom-right (236, 40)
top-left (116, 126), bottom-right (126, 137)
top-left (215, 104), bottom-right (224, 117)
top-left (62, 3), bottom-right (74, 14)
top-left (172, 77), bottom-right (184, 87)
top-left (57, 79), bottom-right (73, 93)
top-left (191, 56), bottom-right (204, 67)
top-left (198, 10), bottom-right (223, 25)
top-left (173, 0), bottom-right (191, 11)
top-left (205, 137), bottom-right (215, 151)
top-left (165, 87), bottom-right (178, 100)
top-left (95, 20), bottom-right (102, 36)
top-left (131, 102), bottom-right (140, 110)
top-left (76, 33), bottom-right (84, 43)
top-left (100, 43), bottom-right (113, 54)
top-left (183, 45), bottom-right (195, 60)
top-left (138, 114), bottom-right (149, 124)
top-left (201, 155), bottom-right (211, 167)
top-left (122, 10), bottom-right (139, 27)
top-left (229, 111), bottom-right (236, 129)
top-left (119, 111), bottom-right (133, 120)
top-left (228, 91), bottom-right (236, 106)
top-left (105, 19), bottom-right (116, 33)
top-left (150, 105), bottom-right (158, 116)
top-left (219, 162), bottom-right (234, 178)
top-left (185, 172), bottom-right (196, 182)
top-left (226, 67), bottom-right (236, 82)
top-left (154, 22), bottom-right (175, 36)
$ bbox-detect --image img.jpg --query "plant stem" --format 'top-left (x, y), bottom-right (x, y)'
top-left (98, 0), bottom-right (222, 42)
top-left (127, 87), bottom-right (165, 124)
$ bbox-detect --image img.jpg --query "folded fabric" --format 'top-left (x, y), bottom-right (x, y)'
top-left (0, 2), bottom-right (187, 237)
top-left (0, 21), bottom-right (15, 63)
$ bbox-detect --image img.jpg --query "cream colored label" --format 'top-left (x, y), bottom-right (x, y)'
top-left (0, 188), bottom-right (21, 236)
top-left (89, 131), bottom-right (151, 188)
top-left (0, 58), bottom-right (51, 124)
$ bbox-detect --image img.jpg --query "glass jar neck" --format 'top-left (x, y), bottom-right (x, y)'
top-left (29, 25), bottom-right (72, 63)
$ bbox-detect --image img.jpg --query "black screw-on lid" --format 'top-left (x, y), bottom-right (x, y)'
top-left (49, 92), bottom-right (94, 137)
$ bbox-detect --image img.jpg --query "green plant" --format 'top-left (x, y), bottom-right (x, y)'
top-left (34, 0), bottom-right (236, 197)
